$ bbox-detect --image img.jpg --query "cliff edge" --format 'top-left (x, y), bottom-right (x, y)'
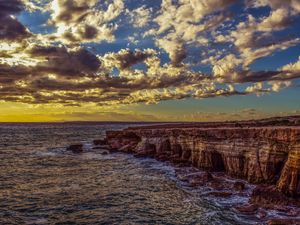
top-left (105, 126), bottom-right (300, 198)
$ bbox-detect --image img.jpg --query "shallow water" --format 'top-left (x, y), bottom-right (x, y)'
top-left (0, 123), bottom-right (283, 224)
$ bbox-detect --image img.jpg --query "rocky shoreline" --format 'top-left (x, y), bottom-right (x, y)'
top-left (104, 127), bottom-right (300, 197)
top-left (67, 119), bottom-right (300, 224)
top-left (99, 124), bottom-right (300, 224)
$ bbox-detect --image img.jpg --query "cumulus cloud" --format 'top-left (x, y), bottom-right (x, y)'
top-left (146, 0), bottom-right (235, 66)
top-left (156, 39), bottom-right (187, 67)
top-left (129, 6), bottom-right (151, 28)
top-left (102, 48), bottom-right (155, 70)
top-left (47, 0), bottom-right (124, 44)
top-left (282, 56), bottom-right (300, 72)
top-left (247, 0), bottom-right (300, 13)
top-left (268, 80), bottom-right (292, 92)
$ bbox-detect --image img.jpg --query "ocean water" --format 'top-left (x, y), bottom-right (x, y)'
top-left (0, 123), bottom-right (268, 225)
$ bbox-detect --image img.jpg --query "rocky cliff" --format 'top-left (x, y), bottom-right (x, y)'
top-left (105, 127), bottom-right (300, 198)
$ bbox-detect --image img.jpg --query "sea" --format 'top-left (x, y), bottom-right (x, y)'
top-left (0, 123), bottom-right (289, 225)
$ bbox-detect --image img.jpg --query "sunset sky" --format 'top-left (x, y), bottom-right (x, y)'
top-left (0, 0), bottom-right (300, 122)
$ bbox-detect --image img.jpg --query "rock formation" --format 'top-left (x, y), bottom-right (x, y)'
top-left (67, 144), bottom-right (83, 153)
top-left (105, 126), bottom-right (300, 199)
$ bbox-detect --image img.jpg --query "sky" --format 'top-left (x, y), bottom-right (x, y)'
top-left (0, 0), bottom-right (300, 122)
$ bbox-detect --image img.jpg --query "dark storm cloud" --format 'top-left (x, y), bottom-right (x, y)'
top-left (0, 0), bottom-right (24, 16)
top-left (28, 46), bottom-right (101, 77)
top-left (0, 0), bottom-right (31, 40)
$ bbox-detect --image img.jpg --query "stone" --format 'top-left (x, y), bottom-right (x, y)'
top-left (67, 144), bottom-right (83, 153)
top-left (235, 204), bottom-right (258, 214)
top-left (257, 209), bottom-right (267, 219)
top-left (93, 139), bottom-right (107, 145)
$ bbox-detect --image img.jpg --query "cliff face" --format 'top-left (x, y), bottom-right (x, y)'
top-left (106, 127), bottom-right (300, 197)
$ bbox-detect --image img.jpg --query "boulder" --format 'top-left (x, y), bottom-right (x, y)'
top-left (67, 144), bottom-right (83, 153)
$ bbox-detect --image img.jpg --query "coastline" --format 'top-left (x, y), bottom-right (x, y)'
top-left (92, 120), bottom-right (300, 224)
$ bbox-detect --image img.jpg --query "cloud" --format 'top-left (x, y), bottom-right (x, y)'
top-left (282, 56), bottom-right (300, 72)
top-left (129, 6), bottom-right (151, 28)
top-left (146, 0), bottom-right (235, 65)
top-left (156, 39), bottom-right (187, 67)
top-left (0, 63), bottom-right (31, 84)
top-left (0, 0), bottom-right (299, 109)
top-left (47, 0), bottom-right (124, 44)
top-left (268, 80), bottom-right (292, 92)
top-left (213, 54), bottom-right (242, 78)
top-left (247, 0), bottom-right (300, 13)
top-left (102, 48), bottom-right (155, 70)
top-left (0, 0), bottom-right (31, 41)
top-left (29, 45), bottom-right (101, 78)
top-left (257, 8), bottom-right (291, 32)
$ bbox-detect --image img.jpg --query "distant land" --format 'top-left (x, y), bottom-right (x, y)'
top-left (1, 115), bottom-right (299, 127)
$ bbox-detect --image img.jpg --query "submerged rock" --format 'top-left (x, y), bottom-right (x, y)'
top-left (67, 144), bottom-right (83, 153)
top-left (101, 150), bottom-right (109, 155)
top-left (93, 139), bottom-right (107, 145)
